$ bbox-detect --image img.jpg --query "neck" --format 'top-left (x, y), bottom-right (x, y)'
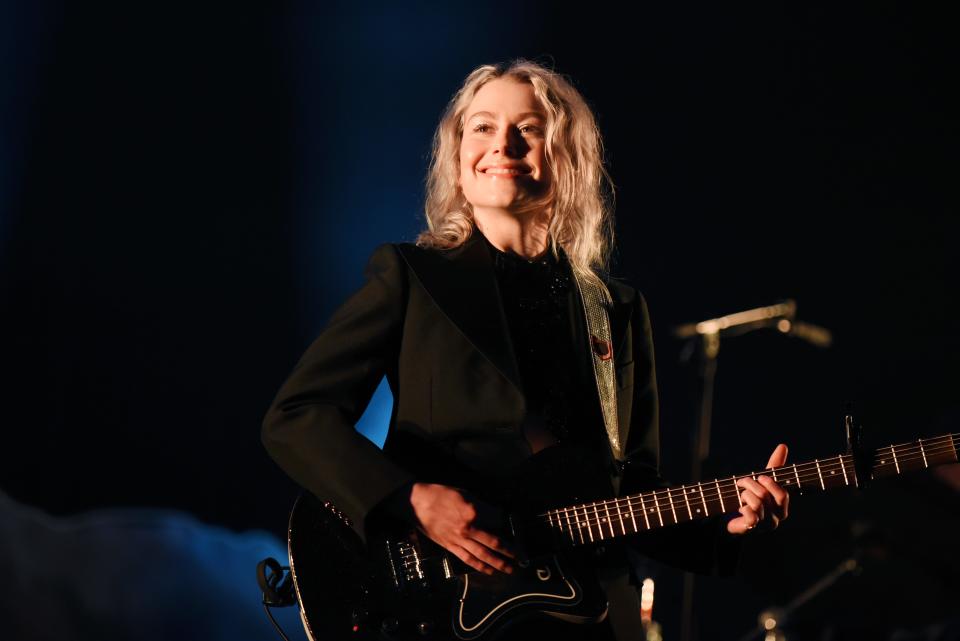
top-left (539, 432), bottom-right (959, 548)
top-left (473, 208), bottom-right (550, 260)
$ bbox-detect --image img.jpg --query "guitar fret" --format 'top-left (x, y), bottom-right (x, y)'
top-left (840, 455), bottom-right (849, 486)
top-left (614, 499), bottom-right (626, 535)
top-left (682, 486), bottom-right (694, 519)
top-left (793, 464), bottom-right (802, 490)
top-left (699, 482), bottom-right (709, 517)
top-left (652, 491), bottom-right (664, 527)
top-left (638, 493), bottom-right (651, 530)
top-left (626, 496), bottom-right (638, 532)
top-left (579, 505), bottom-right (592, 544)
top-left (824, 457), bottom-right (840, 487)
top-left (891, 447), bottom-right (900, 474)
top-left (563, 508), bottom-right (576, 544)
top-left (559, 507), bottom-right (569, 543)
top-left (690, 487), bottom-right (700, 519)
top-left (919, 440), bottom-right (928, 468)
top-left (587, 504), bottom-right (598, 543)
top-left (603, 501), bottom-right (615, 538)
top-left (815, 459), bottom-right (825, 490)
top-left (715, 479), bottom-right (726, 513)
top-left (734, 476), bottom-right (743, 507)
top-left (593, 504), bottom-right (604, 541)
top-left (666, 489), bottom-right (678, 524)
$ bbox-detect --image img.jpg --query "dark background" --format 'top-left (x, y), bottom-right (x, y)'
top-left (2, 2), bottom-right (958, 640)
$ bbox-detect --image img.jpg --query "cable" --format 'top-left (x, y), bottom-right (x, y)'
top-left (262, 602), bottom-right (292, 641)
top-left (257, 557), bottom-right (297, 641)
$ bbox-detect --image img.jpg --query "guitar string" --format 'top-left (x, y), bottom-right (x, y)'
top-left (556, 440), bottom-right (959, 525)
top-left (550, 462), bottom-right (930, 537)
top-left (546, 446), bottom-right (957, 536)
top-left (542, 438), bottom-right (959, 522)
top-left (541, 439), bottom-right (958, 532)
top-left (543, 434), bottom-right (959, 519)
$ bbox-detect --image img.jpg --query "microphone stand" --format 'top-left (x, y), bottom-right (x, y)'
top-left (673, 300), bottom-right (832, 641)
top-left (734, 557), bottom-right (860, 641)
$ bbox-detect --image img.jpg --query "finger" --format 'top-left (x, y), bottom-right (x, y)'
top-left (737, 487), bottom-right (765, 521)
top-left (737, 477), bottom-right (771, 504)
top-left (766, 443), bottom-right (789, 469)
top-left (727, 507), bottom-right (760, 534)
top-left (460, 537), bottom-right (514, 574)
top-left (450, 543), bottom-right (496, 575)
top-left (467, 527), bottom-right (517, 560)
top-left (756, 476), bottom-right (790, 518)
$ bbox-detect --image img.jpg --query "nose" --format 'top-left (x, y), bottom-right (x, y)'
top-left (492, 126), bottom-right (525, 157)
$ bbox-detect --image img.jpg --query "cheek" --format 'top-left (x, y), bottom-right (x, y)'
top-left (460, 144), bottom-right (482, 169)
top-left (534, 149), bottom-right (550, 182)
top-left (459, 146), bottom-right (482, 184)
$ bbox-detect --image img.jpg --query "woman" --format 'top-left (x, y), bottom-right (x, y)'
top-left (262, 59), bottom-right (789, 640)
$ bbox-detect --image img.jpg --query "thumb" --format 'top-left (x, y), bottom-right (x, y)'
top-left (766, 443), bottom-right (789, 469)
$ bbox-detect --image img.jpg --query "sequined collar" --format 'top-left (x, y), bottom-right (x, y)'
top-left (478, 233), bottom-right (564, 275)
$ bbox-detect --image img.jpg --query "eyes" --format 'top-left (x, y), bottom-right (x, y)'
top-left (471, 122), bottom-right (543, 136)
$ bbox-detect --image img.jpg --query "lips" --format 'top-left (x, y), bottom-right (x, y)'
top-left (479, 165), bottom-right (532, 176)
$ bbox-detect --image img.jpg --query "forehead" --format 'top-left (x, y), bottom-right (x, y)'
top-left (465, 78), bottom-right (546, 120)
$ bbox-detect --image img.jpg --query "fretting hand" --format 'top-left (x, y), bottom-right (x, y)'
top-left (726, 443), bottom-right (791, 535)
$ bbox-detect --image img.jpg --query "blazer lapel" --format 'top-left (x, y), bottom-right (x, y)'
top-left (396, 233), bottom-right (524, 394)
top-left (397, 233), bottom-right (635, 450)
top-left (609, 295), bottom-right (633, 363)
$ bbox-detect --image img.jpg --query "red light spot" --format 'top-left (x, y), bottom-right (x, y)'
top-left (352, 625), bottom-right (359, 633)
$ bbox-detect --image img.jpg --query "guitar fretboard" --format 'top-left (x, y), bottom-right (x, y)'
top-left (541, 433), bottom-right (959, 546)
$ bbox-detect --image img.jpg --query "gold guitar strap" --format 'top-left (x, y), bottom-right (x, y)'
top-left (571, 269), bottom-right (623, 463)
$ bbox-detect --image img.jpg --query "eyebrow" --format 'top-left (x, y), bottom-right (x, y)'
top-left (466, 110), bottom-right (546, 122)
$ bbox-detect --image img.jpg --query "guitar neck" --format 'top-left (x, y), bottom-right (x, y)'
top-left (542, 432), bottom-right (959, 546)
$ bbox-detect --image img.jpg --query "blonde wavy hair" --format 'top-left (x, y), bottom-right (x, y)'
top-left (416, 59), bottom-right (616, 293)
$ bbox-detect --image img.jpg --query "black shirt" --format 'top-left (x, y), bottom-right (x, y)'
top-left (483, 234), bottom-right (582, 446)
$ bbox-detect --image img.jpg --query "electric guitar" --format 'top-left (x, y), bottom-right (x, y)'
top-left (285, 431), bottom-right (958, 640)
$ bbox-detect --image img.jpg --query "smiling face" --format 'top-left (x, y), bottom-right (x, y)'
top-left (458, 78), bottom-right (551, 219)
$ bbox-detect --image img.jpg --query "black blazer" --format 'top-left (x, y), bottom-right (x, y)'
top-left (261, 230), bottom-right (737, 577)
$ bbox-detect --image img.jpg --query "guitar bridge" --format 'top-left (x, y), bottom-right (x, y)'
top-left (397, 539), bottom-right (425, 583)
top-left (384, 535), bottom-right (429, 590)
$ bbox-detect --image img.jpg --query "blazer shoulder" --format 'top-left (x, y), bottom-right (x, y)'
top-left (604, 275), bottom-right (645, 308)
top-left (392, 240), bottom-right (466, 260)
top-left (362, 242), bottom-right (408, 284)
top-left (392, 240), bottom-right (471, 279)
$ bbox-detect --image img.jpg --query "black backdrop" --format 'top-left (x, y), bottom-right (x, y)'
top-left (2, 3), bottom-right (958, 640)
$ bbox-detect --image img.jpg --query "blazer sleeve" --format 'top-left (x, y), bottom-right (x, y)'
top-left (619, 290), bottom-right (741, 576)
top-left (261, 243), bottom-right (416, 545)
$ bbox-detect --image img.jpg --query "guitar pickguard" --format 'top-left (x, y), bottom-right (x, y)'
top-left (453, 554), bottom-right (606, 640)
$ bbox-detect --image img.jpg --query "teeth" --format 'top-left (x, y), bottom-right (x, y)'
top-left (483, 168), bottom-right (525, 175)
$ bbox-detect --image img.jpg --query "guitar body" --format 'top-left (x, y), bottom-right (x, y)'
top-left (288, 445), bottom-right (617, 641)
top-left (289, 492), bottom-right (608, 640)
